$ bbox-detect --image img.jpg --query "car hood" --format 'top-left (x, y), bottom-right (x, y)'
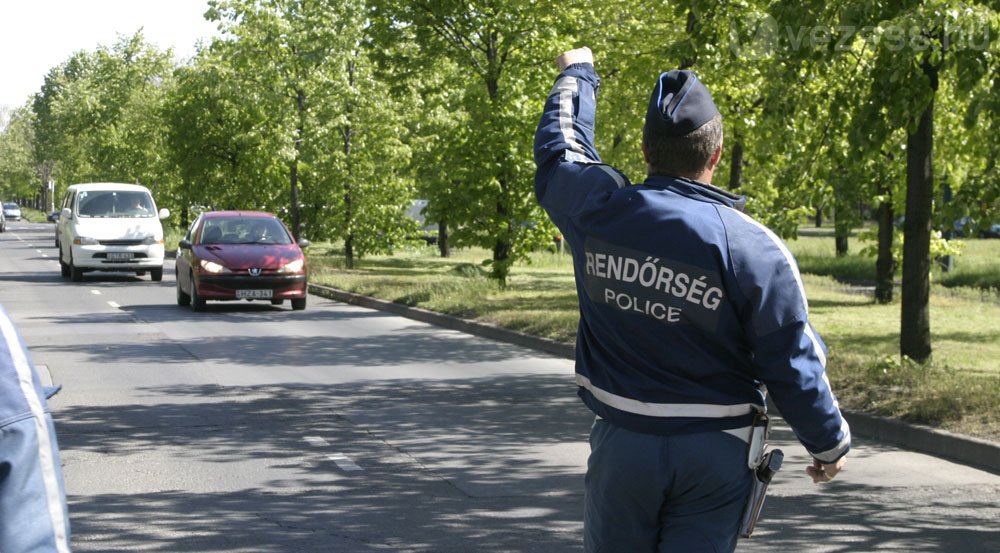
top-left (72, 217), bottom-right (162, 239)
top-left (195, 244), bottom-right (304, 270)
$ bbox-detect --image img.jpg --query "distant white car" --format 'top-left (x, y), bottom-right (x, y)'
top-left (2, 202), bottom-right (21, 221)
top-left (56, 183), bottom-right (170, 282)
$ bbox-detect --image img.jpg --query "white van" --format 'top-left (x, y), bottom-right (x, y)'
top-left (57, 183), bottom-right (170, 282)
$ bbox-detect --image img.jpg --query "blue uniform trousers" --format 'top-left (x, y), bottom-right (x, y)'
top-left (585, 419), bottom-right (752, 553)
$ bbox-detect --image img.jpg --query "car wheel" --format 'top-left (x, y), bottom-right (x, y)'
top-left (270, 299), bottom-right (284, 306)
top-left (176, 280), bottom-right (191, 306)
top-left (291, 297), bottom-right (306, 311)
top-left (136, 271), bottom-right (147, 277)
top-left (70, 255), bottom-right (83, 282)
top-left (150, 268), bottom-right (163, 282)
top-left (59, 249), bottom-right (70, 277)
top-left (190, 273), bottom-right (205, 312)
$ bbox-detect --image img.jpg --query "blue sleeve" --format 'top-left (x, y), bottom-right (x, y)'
top-left (534, 62), bottom-right (601, 170)
top-left (0, 417), bottom-right (72, 553)
top-left (534, 63), bottom-right (627, 227)
top-left (723, 210), bottom-right (851, 463)
top-left (0, 305), bottom-right (72, 552)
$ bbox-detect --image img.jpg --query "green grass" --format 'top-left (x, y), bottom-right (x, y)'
top-left (310, 235), bottom-right (1000, 441)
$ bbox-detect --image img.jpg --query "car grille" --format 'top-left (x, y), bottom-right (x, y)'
top-left (202, 274), bottom-right (305, 290)
top-left (100, 239), bottom-right (145, 246)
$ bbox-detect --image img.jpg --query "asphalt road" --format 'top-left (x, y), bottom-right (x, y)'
top-left (2, 221), bottom-right (998, 553)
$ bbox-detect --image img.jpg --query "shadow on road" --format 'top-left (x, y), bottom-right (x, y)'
top-left (55, 376), bottom-right (1000, 552)
top-left (59, 376), bottom-right (589, 552)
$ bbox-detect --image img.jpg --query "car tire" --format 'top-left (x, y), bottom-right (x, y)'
top-left (270, 299), bottom-right (284, 306)
top-left (291, 297), bottom-right (306, 311)
top-left (176, 280), bottom-right (191, 306)
top-left (190, 273), bottom-right (205, 312)
top-left (151, 268), bottom-right (163, 282)
top-left (59, 249), bottom-right (70, 277)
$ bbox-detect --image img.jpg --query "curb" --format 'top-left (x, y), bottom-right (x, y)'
top-left (308, 283), bottom-right (1000, 476)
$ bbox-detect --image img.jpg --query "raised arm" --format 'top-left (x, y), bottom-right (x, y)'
top-left (534, 47), bottom-right (602, 174)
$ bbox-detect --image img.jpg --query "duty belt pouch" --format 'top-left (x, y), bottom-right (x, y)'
top-left (739, 411), bottom-right (784, 539)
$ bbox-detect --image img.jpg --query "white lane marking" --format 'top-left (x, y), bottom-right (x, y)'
top-left (107, 301), bottom-right (120, 309)
top-left (304, 436), bottom-right (329, 447)
top-left (91, 290), bottom-right (102, 295)
top-left (328, 454), bottom-right (363, 472)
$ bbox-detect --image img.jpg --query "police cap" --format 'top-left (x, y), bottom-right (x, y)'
top-left (645, 70), bottom-right (719, 137)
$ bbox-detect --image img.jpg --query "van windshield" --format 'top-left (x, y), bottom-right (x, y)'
top-left (77, 191), bottom-right (155, 218)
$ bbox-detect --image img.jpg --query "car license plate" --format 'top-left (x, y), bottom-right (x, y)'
top-left (236, 289), bottom-right (273, 299)
top-left (107, 252), bottom-right (134, 260)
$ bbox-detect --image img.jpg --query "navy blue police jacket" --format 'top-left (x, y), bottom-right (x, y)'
top-left (0, 304), bottom-right (72, 552)
top-left (534, 63), bottom-right (850, 463)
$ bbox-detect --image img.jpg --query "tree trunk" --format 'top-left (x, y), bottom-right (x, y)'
top-left (492, 193), bottom-right (512, 285)
top-left (833, 202), bottom-right (849, 257)
top-left (728, 140), bottom-right (744, 191)
top-left (290, 160), bottom-right (300, 239)
top-left (815, 206), bottom-right (823, 228)
top-left (290, 88), bottom-right (307, 240)
top-left (343, 61), bottom-right (356, 269)
top-left (343, 127), bottom-right (354, 269)
top-left (900, 75), bottom-right (936, 362)
top-left (875, 194), bottom-right (895, 304)
top-left (438, 219), bottom-right (450, 258)
top-left (835, 234), bottom-right (849, 257)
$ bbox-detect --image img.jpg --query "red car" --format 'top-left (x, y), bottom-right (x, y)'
top-left (175, 211), bottom-right (309, 311)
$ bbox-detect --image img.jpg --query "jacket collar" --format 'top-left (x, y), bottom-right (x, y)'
top-left (643, 174), bottom-right (747, 212)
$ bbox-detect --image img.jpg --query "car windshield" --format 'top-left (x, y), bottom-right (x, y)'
top-left (77, 191), bottom-right (155, 218)
top-left (198, 217), bottom-right (293, 245)
top-left (3, 203), bottom-right (17, 210)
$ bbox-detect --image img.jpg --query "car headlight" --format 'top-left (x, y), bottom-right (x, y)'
top-left (200, 260), bottom-right (228, 273)
top-left (279, 258), bottom-right (304, 273)
top-left (142, 235), bottom-right (163, 245)
top-left (73, 236), bottom-right (100, 245)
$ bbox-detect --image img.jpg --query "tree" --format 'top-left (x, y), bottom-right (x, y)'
top-left (0, 107), bottom-right (39, 203)
top-left (371, 0), bottom-right (573, 284)
top-left (207, 0), bottom-right (414, 265)
top-left (848, 1), bottom-right (997, 362)
top-left (164, 48), bottom-right (285, 226)
top-left (31, 32), bottom-right (179, 204)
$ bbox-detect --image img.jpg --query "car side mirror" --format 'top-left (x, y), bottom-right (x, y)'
top-left (178, 239), bottom-right (192, 250)
top-left (158, 208), bottom-right (171, 220)
top-left (297, 238), bottom-right (310, 248)
top-left (61, 207), bottom-right (72, 219)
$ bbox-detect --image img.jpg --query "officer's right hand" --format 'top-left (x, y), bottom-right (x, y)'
top-left (807, 456), bottom-right (847, 484)
top-left (556, 47), bottom-right (593, 71)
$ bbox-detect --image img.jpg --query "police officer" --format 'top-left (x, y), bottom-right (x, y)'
top-left (534, 47), bottom-right (850, 553)
top-left (0, 304), bottom-right (72, 553)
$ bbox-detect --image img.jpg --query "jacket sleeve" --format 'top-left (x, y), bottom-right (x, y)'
top-left (534, 63), bottom-right (625, 225)
top-left (0, 306), bottom-right (72, 553)
top-left (724, 211), bottom-right (851, 463)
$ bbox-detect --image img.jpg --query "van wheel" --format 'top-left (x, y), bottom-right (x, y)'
top-left (150, 268), bottom-right (163, 282)
top-left (59, 249), bottom-right (70, 277)
top-left (70, 256), bottom-right (83, 282)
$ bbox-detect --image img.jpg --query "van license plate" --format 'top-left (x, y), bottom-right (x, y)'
top-left (236, 289), bottom-right (272, 299)
top-left (108, 252), bottom-right (133, 260)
